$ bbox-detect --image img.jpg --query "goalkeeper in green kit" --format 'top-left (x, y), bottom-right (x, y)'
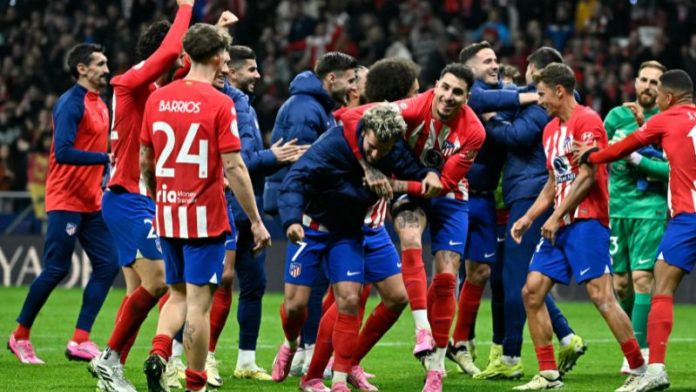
top-left (603, 60), bottom-right (669, 374)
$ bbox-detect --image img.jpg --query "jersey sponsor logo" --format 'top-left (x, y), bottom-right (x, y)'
top-left (65, 222), bottom-right (77, 236)
top-left (581, 131), bottom-right (595, 143)
top-left (156, 184), bottom-right (196, 204)
top-left (158, 100), bottom-right (201, 114)
top-left (553, 156), bottom-right (575, 184)
top-left (289, 262), bottom-right (302, 278)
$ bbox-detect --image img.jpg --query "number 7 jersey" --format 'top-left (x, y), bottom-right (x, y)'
top-left (140, 79), bottom-right (241, 239)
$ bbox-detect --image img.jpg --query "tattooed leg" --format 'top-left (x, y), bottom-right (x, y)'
top-left (183, 283), bottom-right (215, 371)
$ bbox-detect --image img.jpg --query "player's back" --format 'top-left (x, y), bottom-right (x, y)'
top-left (141, 79), bottom-right (239, 239)
top-left (637, 103), bottom-right (696, 216)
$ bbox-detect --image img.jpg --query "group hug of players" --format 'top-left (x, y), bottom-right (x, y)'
top-left (6, 2), bottom-right (696, 392)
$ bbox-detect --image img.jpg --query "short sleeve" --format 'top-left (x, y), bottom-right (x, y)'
top-left (217, 97), bottom-right (242, 153)
top-left (140, 104), bottom-right (153, 146)
top-left (575, 111), bottom-right (607, 148)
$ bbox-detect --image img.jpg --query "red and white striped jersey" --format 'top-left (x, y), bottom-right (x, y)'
top-left (338, 89), bottom-right (485, 201)
top-left (543, 104), bottom-right (609, 227)
top-left (633, 104), bottom-right (696, 217)
top-left (140, 79), bottom-right (241, 239)
top-left (364, 197), bottom-right (389, 229)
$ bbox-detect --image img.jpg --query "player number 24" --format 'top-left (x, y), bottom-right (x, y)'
top-left (153, 121), bottom-right (208, 179)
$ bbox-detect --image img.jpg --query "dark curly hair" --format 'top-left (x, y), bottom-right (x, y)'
top-left (136, 20), bottom-right (171, 62)
top-left (365, 58), bottom-right (420, 103)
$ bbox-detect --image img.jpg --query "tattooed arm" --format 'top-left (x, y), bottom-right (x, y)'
top-left (139, 143), bottom-right (157, 199)
top-left (359, 158), bottom-right (393, 199)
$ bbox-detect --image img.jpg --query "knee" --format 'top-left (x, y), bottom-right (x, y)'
top-left (42, 262), bottom-right (72, 281)
top-left (613, 275), bottom-right (631, 299)
top-left (632, 272), bottom-right (653, 294)
top-left (335, 292), bottom-right (361, 314)
top-left (587, 287), bottom-right (616, 314)
top-left (522, 283), bottom-right (544, 308)
top-left (382, 289), bottom-right (408, 311)
top-left (399, 229), bottom-right (422, 249)
top-left (468, 263), bottom-right (491, 286)
top-left (146, 283), bottom-right (168, 298)
top-left (239, 278), bottom-right (267, 301)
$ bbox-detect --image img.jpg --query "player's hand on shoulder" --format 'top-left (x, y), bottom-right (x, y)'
top-left (510, 215), bottom-right (532, 244)
top-left (362, 161), bottom-right (393, 199)
top-left (215, 10), bottom-right (238, 28)
top-left (286, 223), bottom-right (304, 243)
top-left (622, 102), bottom-right (645, 126)
top-left (421, 172), bottom-right (443, 198)
top-left (571, 140), bottom-right (598, 165)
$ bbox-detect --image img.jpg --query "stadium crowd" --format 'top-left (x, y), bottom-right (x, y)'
top-left (1, 0), bottom-right (696, 194)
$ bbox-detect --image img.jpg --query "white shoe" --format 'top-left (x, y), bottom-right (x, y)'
top-left (89, 350), bottom-right (137, 392)
top-left (290, 346), bottom-right (306, 377)
top-left (615, 373), bottom-right (643, 392)
top-left (635, 365), bottom-right (670, 392)
top-left (445, 340), bottom-right (480, 376)
top-left (205, 352), bottom-right (223, 387)
top-left (513, 374), bottom-right (563, 390)
top-left (165, 357), bottom-right (184, 389)
top-left (620, 357), bottom-right (631, 375)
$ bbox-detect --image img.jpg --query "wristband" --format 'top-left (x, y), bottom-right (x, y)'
top-left (579, 146), bottom-right (600, 166)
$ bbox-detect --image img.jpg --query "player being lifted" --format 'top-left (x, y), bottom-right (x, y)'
top-left (139, 23), bottom-right (270, 392)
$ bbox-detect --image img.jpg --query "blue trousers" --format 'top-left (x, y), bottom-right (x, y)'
top-left (17, 210), bottom-right (119, 332)
top-left (503, 199), bottom-right (573, 357)
top-left (234, 220), bottom-right (268, 350)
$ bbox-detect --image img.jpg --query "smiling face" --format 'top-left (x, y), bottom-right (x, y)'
top-left (536, 80), bottom-right (562, 118)
top-left (432, 72), bottom-right (469, 121)
top-left (231, 58), bottom-right (261, 94)
top-left (213, 50), bottom-right (230, 89)
top-left (328, 69), bottom-right (357, 106)
top-left (635, 66), bottom-right (663, 108)
top-left (362, 128), bottom-right (397, 164)
top-left (467, 48), bottom-right (499, 85)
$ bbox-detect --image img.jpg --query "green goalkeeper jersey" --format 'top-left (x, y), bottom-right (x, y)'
top-left (604, 105), bottom-right (668, 220)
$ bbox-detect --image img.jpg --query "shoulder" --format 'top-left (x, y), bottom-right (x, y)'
top-left (55, 86), bottom-right (86, 114)
top-left (575, 105), bottom-right (603, 127)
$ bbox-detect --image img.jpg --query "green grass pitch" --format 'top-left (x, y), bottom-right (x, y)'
top-left (1, 287), bottom-right (695, 391)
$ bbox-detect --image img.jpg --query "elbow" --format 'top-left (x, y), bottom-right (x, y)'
top-left (54, 147), bottom-right (70, 164)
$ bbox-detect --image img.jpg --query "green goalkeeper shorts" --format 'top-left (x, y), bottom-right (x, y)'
top-left (609, 217), bottom-right (666, 274)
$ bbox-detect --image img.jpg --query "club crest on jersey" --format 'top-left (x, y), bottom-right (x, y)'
top-left (562, 136), bottom-right (573, 154)
top-left (441, 139), bottom-right (460, 157)
top-left (65, 222), bottom-right (77, 236)
top-left (289, 262), bottom-right (302, 278)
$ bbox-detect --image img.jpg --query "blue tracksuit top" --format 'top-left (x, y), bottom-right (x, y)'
top-left (484, 83), bottom-right (551, 205)
top-left (278, 126), bottom-right (431, 236)
top-left (263, 71), bottom-right (337, 215)
top-left (466, 79), bottom-right (511, 193)
top-left (221, 82), bottom-right (277, 222)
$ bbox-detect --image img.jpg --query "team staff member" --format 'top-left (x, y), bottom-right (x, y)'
top-left (9, 43), bottom-right (119, 364)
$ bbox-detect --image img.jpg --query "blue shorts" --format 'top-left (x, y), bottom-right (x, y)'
top-left (363, 226), bottom-right (400, 283)
top-left (657, 213), bottom-right (696, 273)
top-left (224, 196), bottom-right (238, 251)
top-left (102, 190), bottom-right (162, 267)
top-left (464, 194), bottom-right (497, 263)
top-left (426, 197), bottom-right (469, 257)
top-left (160, 236), bottom-right (226, 286)
top-left (285, 226), bottom-right (364, 286)
top-left (529, 219), bottom-right (612, 285)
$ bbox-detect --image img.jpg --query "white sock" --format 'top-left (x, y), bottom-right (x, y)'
top-left (540, 369), bottom-right (560, 380)
top-left (559, 333), bottom-right (574, 347)
top-left (332, 371), bottom-right (348, 384)
top-left (647, 363), bottom-right (665, 373)
top-left (631, 362), bottom-right (648, 375)
top-left (236, 349), bottom-right (256, 369)
top-left (172, 339), bottom-right (184, 357)
top-left (412, 310), bottom-right (430, 331)
top-left (103, 348), bottom-right (120, 364)
top-left (302, 344), bottom-right (315, 372)
top-left (428, 348), bottom-right (446, 371)
top-left (502, 355), bottom-right (520, 366)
